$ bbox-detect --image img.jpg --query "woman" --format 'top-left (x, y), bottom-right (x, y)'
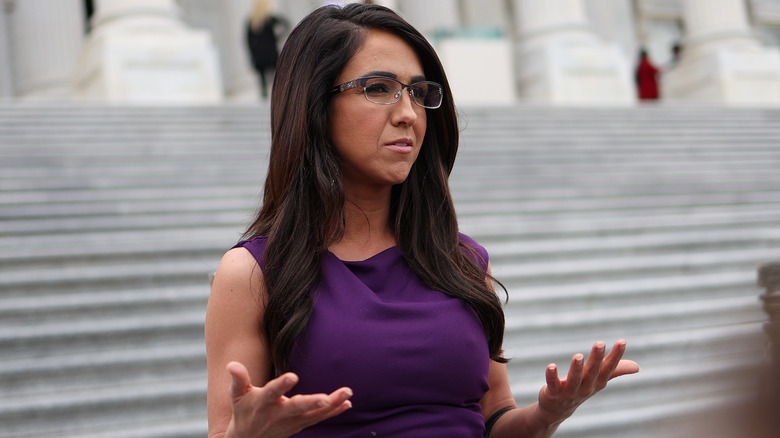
top-left (246, 0), bottom-right (288, 98)
top-left (206, 4), bottom-right (639, 437)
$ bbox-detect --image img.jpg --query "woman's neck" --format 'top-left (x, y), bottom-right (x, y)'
top-left (329, 189), bottom-right (396, 261)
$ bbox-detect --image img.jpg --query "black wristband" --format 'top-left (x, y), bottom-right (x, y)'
top-left (484, 407), bottom-right (514, 438)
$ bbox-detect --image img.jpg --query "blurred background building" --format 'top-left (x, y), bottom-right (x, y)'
top-left (1, 0), bottom-right (780, 106)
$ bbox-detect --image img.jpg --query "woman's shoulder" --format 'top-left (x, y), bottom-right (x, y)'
top-left (458, 232), bottom-right (489, 270)
top-left (211, 244), bottom-right (266, 306)
top-left (233, 235), bottom-right (268, 269)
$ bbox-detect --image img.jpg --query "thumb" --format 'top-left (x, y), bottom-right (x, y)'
top-left (611, 360), bottom-right (640, 379)
top-left (227, 361), bottom-right (254, 400)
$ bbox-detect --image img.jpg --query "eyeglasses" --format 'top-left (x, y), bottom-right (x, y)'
top-left (330, 76), bottom-right (443, 109)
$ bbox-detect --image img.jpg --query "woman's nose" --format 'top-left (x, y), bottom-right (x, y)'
top-left (392, 88), bottom-right (418, 125)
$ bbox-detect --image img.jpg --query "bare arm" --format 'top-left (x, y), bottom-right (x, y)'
top-left (481, 341), bottom-right (639, 438)
top-left (480, 263), bottom-right (640, 437)
top-left (205, 248), bottom-right (353, 438)
top-left (206, 247), bottom-right (273, 437)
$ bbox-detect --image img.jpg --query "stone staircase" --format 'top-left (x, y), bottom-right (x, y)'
top-left (0, 104), bottom-right (267, 438)
top-left (1, 103), bottom-right (778, 437)
top-left (454, 106), bottom-right (780, 437)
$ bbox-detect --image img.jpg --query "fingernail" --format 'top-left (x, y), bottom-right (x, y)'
top-left (345, 389), bottom-right (354, 397)
top-left (317, 400), bottom-right (328, 408)
top-left (345, 400), bottom-right (353, 409)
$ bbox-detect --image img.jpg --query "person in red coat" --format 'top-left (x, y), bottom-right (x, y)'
top-left (635, 49), bottom-right (660, 100)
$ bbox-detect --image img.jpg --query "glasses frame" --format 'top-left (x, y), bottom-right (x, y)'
top-left (330, 76), bottom-right (443, 109)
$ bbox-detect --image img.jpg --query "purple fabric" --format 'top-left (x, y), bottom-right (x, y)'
top-left (234, 234), bottom-right (490, 437)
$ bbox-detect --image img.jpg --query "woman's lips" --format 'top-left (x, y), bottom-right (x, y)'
top-left (386, 138), bottom-right (413, 153)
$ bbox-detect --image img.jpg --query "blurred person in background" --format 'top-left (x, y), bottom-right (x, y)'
top-left (636, 48), bottom-right (660, 100)
top-left (246, 0), bottom-right (288, 99)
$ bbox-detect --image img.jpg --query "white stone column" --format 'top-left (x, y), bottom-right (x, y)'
top-left (663, 0), bottom-right (780, 104)
top-left (397, 0), bottom-right (459, 38)
top-left (584, 0), bottom-right (638, 63)
top-left (434, 0), bottom-right (517, 105)
top-left (4, 0), bottom-right (85, 99)
top-left (73, 0), bottom-right (223, 103)
top-left (516, 0), bottom-right (590, 39)
top-left (376, 0), bottom-right (398, 9)
top-left (460, 0), bottom-right (510, 32)
top-left (179, 0), bottom-right (258, 101)
top-left (0, 1), bottom-right (14, 98)
top-left (511, 0), bottom-right (635, 105)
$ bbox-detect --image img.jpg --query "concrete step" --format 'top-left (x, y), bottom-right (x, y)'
top-left (0, 209), bottom-right (251, 236)
top-left (0, 170), bottom-right (263, 191)
top-left (3, 191), bottom-right (777, 220)
top-left (505, 323), bottom-right (766, 398)
top-left (0, 226), bottom-right (240, 260)
top-left (451, 179), bottom-right (780, 198)
top-left (0, 298), bottom-right (206, 359)
top-left (491, 245), bottom-right (776, 282)
top-left (0, 196), bottom-right (255, 219)
top-left (0, 284), bottom-right (209, 326)
top-left (0, 185), bottom-right (260, 206)
top-left (0, 376), bottom-right (206, 438)
top-left (486, 226), bottom-right (780, 257)
top-left (460, 205), bottom-right (780, 236)
top-left (500, 270), bottom-right (755, 311)
top-left (0, 256), bottom-right (218, 292)
top-left (505, 294), bottom-right (764, 342)
top-left (508, 324), bottom-right (767, 438)
top-left (0, 342), bottom-right (206, 401)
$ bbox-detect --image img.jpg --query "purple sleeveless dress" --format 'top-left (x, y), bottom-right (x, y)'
top-left (234, 234), bottom-right (491, 437)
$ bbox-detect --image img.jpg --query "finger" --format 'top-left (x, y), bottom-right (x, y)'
top-left (226, 361), bottom-right (254, 400)
top-left (597, 340), bottom-right (628, 382)
top-left (261, 372), bottom-right (300, 402)
top-left (328, 387), bottom-right (354, 405)
top-left (580, 342), bottom-right (606, 389)
top-left (314, 387), bottom-right (354, 412)
top-left (287, 388), bottom-right (354, 421)
top-left (611, 360), bottom-right (641, 378)
top-left (545, 363), bottom-right (561, 394)
top-left (306, 387), bottom-right (354, 411)
top-left (565, 354), bottom-right (584, 392)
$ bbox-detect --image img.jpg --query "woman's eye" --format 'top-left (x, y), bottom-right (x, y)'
top-left (411, 86), bottom-right (426, 98)
top-left (365, 83), bottom-right (391, 95)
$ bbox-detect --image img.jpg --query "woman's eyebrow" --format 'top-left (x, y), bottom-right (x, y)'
top-left (363, 70), bottom-right (397, 79)
top-left (362, 71), bottom-right (428, 83)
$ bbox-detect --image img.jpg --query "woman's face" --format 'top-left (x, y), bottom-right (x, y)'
top-left (329, 29), bottom-right (427, 192)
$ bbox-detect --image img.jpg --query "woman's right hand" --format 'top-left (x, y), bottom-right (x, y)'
top-left (225, 361), bottom-right (354, 438)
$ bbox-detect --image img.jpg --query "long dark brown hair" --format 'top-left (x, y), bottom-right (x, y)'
top-left (244, 3), bottom-right (506, 375)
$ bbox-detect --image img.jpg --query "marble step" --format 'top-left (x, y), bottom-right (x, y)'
top-left (0, 375), bottom-right (206, 438)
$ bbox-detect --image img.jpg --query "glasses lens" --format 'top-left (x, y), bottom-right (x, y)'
top-left (363, 78), bottom-right (401, 104)
top-left (414, 82), bottom-right (443, 109)
top-left (362, 77), bottom-right (443, 109)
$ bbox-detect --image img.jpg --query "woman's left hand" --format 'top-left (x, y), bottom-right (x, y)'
top-left (536, 340), bottom-right (640, 425)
